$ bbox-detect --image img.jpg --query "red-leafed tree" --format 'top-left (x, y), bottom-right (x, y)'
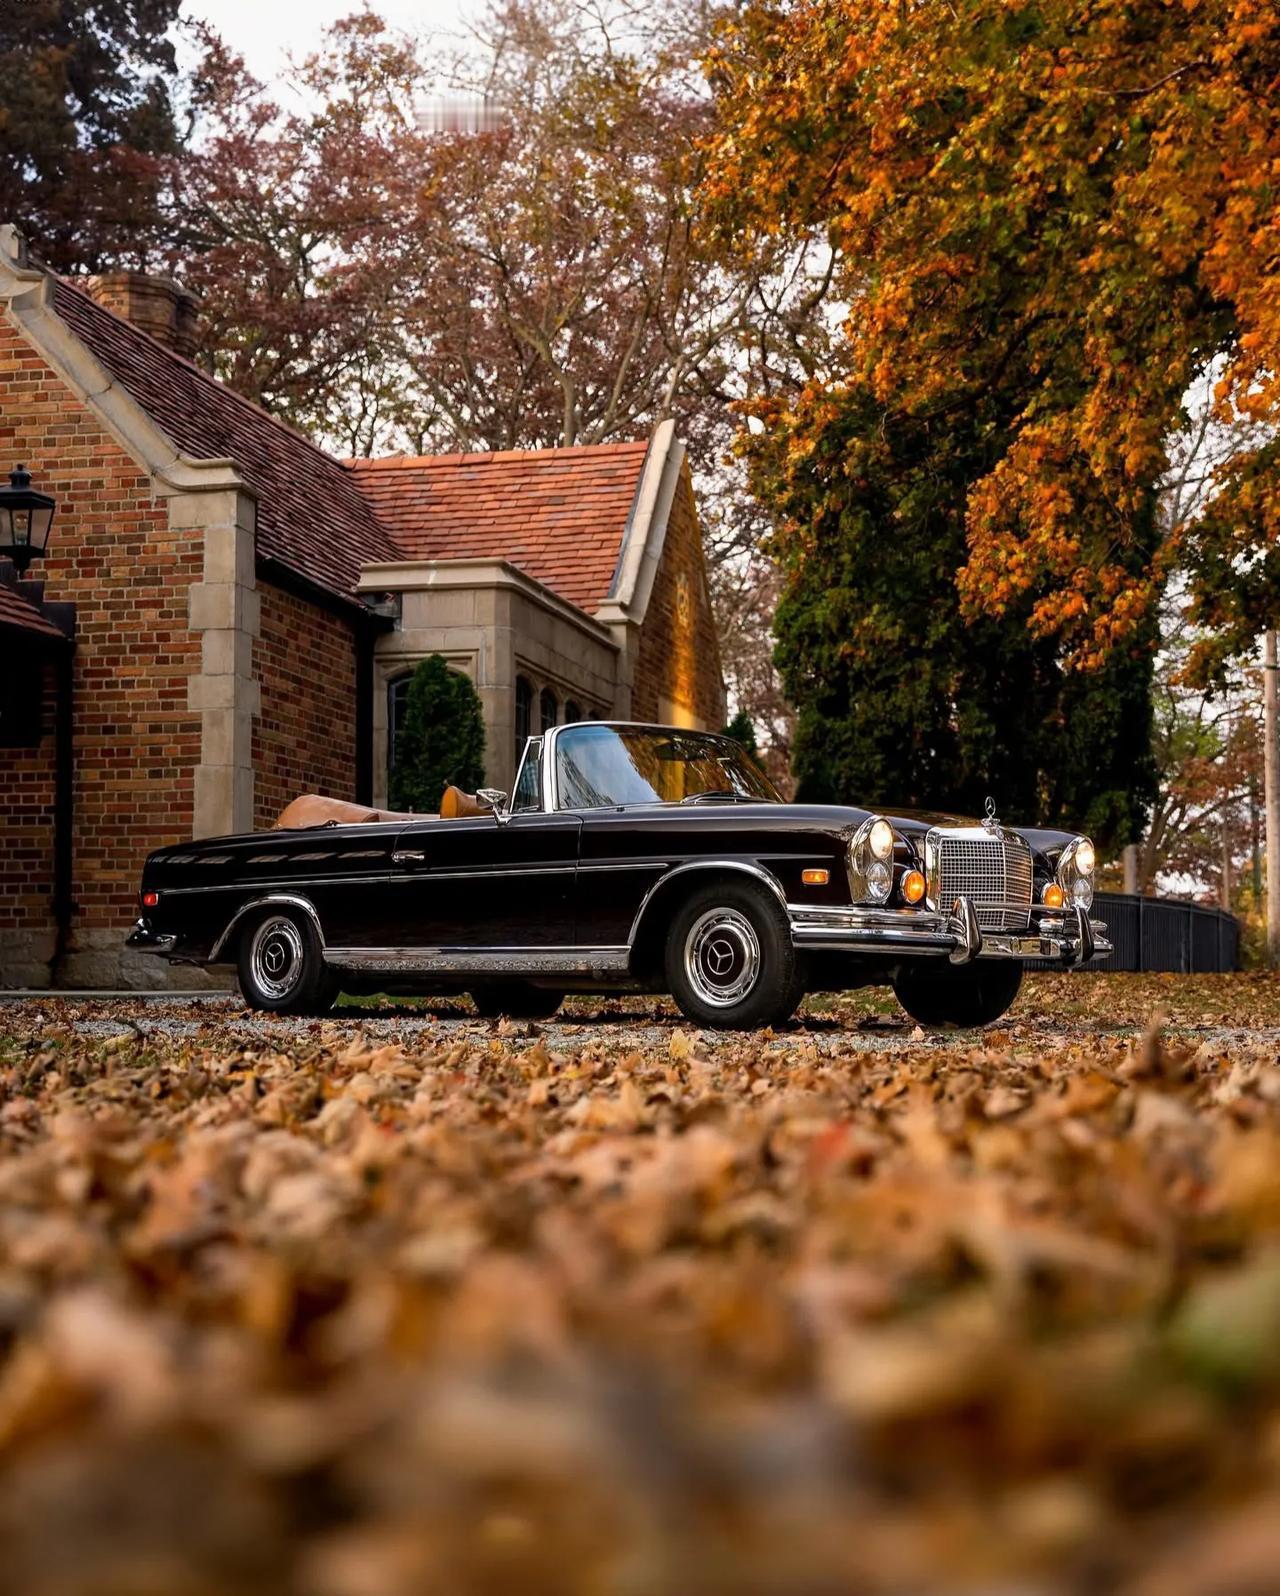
top-left (166, 2), bottom-right (831, 756)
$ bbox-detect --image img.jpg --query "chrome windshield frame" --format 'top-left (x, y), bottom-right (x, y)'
top-left (542, 721), bottom-right (780, 814)
top-left (509, 734), bottom-right (545, 816)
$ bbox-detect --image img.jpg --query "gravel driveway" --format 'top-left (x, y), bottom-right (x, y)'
top-left (3, 988), bottom-right (1278, 1056)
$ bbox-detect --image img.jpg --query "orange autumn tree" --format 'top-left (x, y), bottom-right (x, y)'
top-left (705, 0), bottom-right (1280, 683)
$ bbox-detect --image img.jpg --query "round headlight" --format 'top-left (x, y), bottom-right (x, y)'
top-left (1056, 837), bottom-right (1095, 911)
top-left (869, 819), bottom-right (895, 862)
top-left (866, 859), bottom-right (892, 901)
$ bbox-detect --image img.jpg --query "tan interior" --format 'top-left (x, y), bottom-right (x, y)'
top-left (273, 787), bottom-right (489, 829)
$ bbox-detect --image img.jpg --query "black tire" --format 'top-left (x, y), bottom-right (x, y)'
top-left (237, 908), bottom-right (338, 1016)
top-left (892, 961), bottom-right (1023, 1028)
top-left (665, 879), bottom-right (803, 1031)
top-left (471, 983), bottom-right (565, 1021)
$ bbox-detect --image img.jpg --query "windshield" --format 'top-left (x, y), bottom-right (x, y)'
top-left (554, 725), bottom-right (780, 810)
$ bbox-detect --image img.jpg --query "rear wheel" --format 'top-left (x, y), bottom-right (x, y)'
top-left (892, 961), bottom-right (1023, 1028)
top-left (665, 880), bottom-right (803, 1031)
top-left (471, 982), bottom-right (564, 1020)
top-left (237, 909), bottom-right (338, 1016)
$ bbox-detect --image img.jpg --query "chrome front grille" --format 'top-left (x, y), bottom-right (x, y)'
top-left (928, 828), bottom-right (1034, 929)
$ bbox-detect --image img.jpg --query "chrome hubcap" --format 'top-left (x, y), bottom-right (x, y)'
top-left (249, 916), bottom-right (305, 1000)
top-left (684, 907), bottom-right (760, 1008)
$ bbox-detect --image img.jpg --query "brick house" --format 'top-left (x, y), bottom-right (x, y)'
top-left (0, 226), bottom-right (725, 988)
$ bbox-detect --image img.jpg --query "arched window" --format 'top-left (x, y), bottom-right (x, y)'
top-left (515, 674), bottom-right (533, 761)
top-left (540, 687), bottom-right (558, 733)
top-left (387, 672), bottom-right (413, 780)
top-left (565, 699), bottom-right (582, 725)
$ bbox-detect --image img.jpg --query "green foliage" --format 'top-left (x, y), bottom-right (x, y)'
top-left (388, 655), bottom-right (485, 814)
top-left (721, 710), bottom-right (758, 755)
top-left (767, 390), bottom-right (1157, 851)
top-left (0, 0), bottom-right (184, 272)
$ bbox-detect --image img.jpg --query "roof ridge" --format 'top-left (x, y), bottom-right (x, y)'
top-left (56, 274), bottom-right (356, 480)
top-left (346, 438), bottom-right (651, 470)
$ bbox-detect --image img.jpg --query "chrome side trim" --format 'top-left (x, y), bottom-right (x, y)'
top-left (430, 864), bottom-right (574, 879)
top-left (156, 862), bottom-right (581, 895)
top-left (579, 861), bottom-right (668, 874)
top-left (324, 945), bottom-right (630, 975)
top-left (626, 859), bottom-right (789, 947)
top-left (209, 894), bottom-right (326, 962)
top-left (157, 875), bottom-right (399, 896)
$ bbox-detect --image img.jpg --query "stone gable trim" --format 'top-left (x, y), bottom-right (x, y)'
top-left (1, 224), bottom-right (259, 843)
top-left (0, 228), bottom-right (242, 500)
top-left (598, 418), bottom-right (685, 628)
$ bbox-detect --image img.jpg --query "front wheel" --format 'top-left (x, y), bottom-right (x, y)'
top-left (892, 961), bottom-right (1023, 1028)
top-left (471, 983), bottom-right (565, 1020)
top-left (237, 909), bottom-right (338, 1016)
top-left (665, 880), bottom-right (803, 1031)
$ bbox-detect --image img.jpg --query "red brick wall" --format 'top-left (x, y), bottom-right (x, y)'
top-left (0, 315), bottom-right (202, 964)
top-left (2, 662), bottom-right (56, 938)
top-left (632, 462), bottom-right (726, 729)
top-left (253, 582), bottom-right (359, 828)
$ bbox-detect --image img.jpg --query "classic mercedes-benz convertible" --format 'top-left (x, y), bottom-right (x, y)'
top-left (127, 721), bottom-right (1109, 1028)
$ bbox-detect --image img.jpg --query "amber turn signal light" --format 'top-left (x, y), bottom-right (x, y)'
top-left (801, 868), bottom-right (830, 886)
top-left (1041, 882), bottom-right (1065, 909)
top-left (902, 869), bottom-right (926, 904)
top-left (141, 891), bottom-right (159, 909)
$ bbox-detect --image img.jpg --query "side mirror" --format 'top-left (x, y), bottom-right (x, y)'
top-left (478, 787), bottom-right (509, 823)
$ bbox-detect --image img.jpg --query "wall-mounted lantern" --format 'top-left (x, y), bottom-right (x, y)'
top-left (0, 464), bottom-right (56, 575)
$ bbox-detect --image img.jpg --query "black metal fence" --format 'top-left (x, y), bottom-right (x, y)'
top-left (1087, 892), bottom-right (1240, 973)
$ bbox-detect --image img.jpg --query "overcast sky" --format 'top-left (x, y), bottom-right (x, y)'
top-left (183, 0), bottom-right (476, 88)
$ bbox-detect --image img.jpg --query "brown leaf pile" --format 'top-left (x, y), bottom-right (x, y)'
top-left (2, 986), bottom-right (1280, 1594)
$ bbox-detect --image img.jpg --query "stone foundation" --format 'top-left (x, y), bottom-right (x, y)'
top-left (0, 926), bottom-right (233, 991)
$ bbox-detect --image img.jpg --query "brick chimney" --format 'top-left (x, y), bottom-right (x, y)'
top-left (84, 271), bottom-right (200, 360)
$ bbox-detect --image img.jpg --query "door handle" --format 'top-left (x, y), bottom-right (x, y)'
top-left (392, 850), bottom-right (426, 864)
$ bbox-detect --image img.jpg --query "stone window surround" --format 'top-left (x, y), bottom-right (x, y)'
top-left (358, 556), bottom-right (620, 803)
top-left (517, 667), bottom-right (603, 729)
top-left (378, 652), bottom-right (607, 804)
top-left (375, 648), bottom-right (478, 805)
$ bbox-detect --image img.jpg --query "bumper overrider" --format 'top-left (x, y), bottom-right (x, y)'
top-left (788, 897), bottom-right (1110, 967)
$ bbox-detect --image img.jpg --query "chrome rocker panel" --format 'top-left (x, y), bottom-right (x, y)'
top-left (323, 946), bottom-right (630, 976)
top-left (788, 898), bottom-right (1109, 968)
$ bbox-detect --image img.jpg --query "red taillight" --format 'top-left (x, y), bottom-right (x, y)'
top-left (141, 890), bottom-right (159, 909)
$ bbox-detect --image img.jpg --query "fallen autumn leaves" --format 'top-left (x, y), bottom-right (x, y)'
top-left (2, 981), bottom-right (1280, 1593)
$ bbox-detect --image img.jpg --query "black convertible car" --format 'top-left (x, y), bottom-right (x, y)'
top-left (128, 721), bottom-right (1109, 1029)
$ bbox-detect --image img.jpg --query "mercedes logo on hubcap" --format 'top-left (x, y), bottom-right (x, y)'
top-left (264, 941), bottom-right (287, 975)
top-left (706, 938), bottom-right (735, 978)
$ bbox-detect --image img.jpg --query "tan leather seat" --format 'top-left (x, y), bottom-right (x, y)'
top-left (439, 785), bottom-right (488, 819)
top-left (273, 794), bottom-right (425, 829)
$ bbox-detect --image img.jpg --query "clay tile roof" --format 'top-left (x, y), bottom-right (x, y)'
top-left (53, 278), bottom-right (399, 604)
top-left (347, 440), bottom-right (651, 613)
top-left (0, 580), bottom-right (66, 643)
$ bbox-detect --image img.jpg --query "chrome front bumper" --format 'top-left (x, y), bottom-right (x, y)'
top-left (788, 897), bottom-right (1110, 967)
